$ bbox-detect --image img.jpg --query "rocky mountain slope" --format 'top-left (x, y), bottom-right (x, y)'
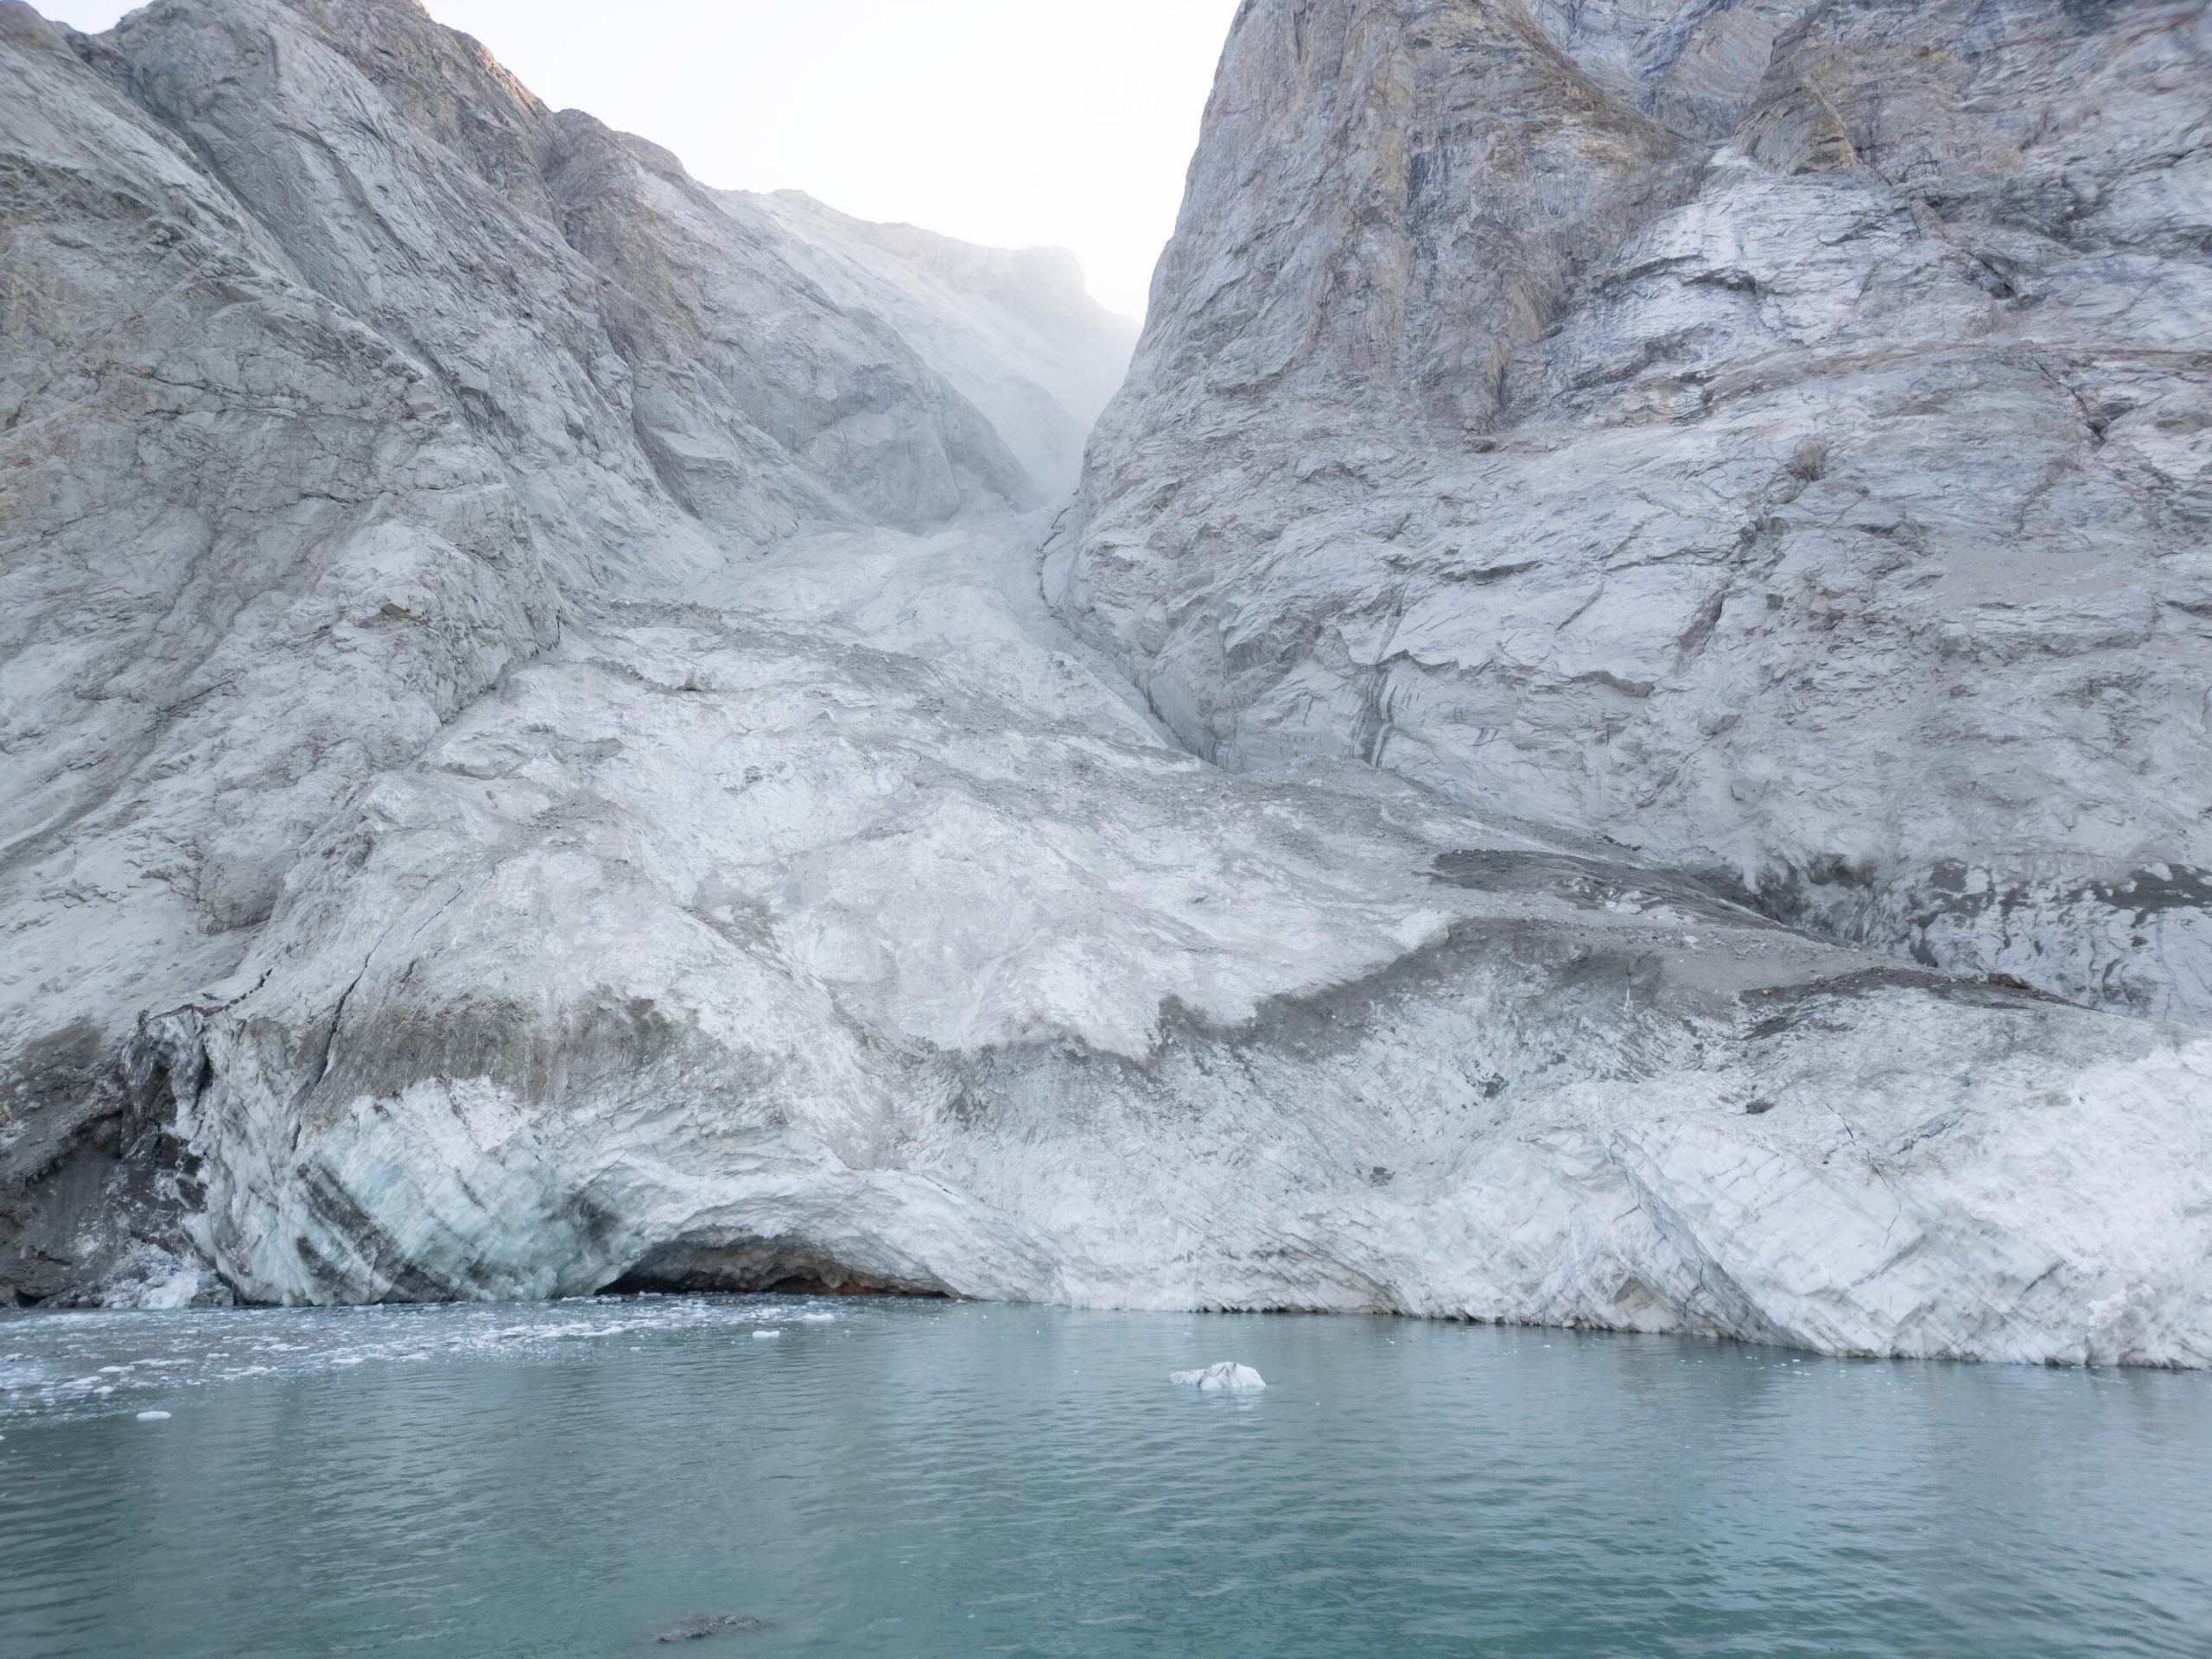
top-left (0, 0), bottom-right (1123, 1299)
top-left (3, 0), bottom-right (2207, 1365)
top-left (752, 190), bottom-right (1139, 493)
top-left (1059, 0), bottom-right (2212, 1025)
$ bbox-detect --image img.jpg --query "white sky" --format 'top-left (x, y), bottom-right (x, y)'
top-left (35, 1), bottom-right (1243, 320)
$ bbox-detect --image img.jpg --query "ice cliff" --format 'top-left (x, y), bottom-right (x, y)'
top-left (2, 0), bottom-right (2207, 1365)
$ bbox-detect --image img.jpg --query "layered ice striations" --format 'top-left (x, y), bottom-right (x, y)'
top-left (1, 0), bottom-right (2208, 1365)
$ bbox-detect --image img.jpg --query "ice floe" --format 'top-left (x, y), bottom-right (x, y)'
top-left (1, 1294), bottom-right (847, 1425)
top-left (1171, 1363), bottom-right (1267, 1391)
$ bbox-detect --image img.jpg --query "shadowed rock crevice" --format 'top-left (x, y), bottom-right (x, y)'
top-left (601, 1236), bottom-right (952, 1300)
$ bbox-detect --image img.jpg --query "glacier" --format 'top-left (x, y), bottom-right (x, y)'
top-left (0, 0), bottom-right (2207, 1366)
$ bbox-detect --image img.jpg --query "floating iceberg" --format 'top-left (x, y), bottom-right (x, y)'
top-left (135, 1410), bottom-right (172, 1422)
top-left (1171, 1363), bottom-right (1267, 1391)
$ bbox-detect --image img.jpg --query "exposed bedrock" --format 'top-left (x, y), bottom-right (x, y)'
top-left (1058, 0), bottom-right (2212, 1023)
top-left (0, 0), bottom-right (1128, 1302)
top-left (130, 551), bottom-right (2212, 1364)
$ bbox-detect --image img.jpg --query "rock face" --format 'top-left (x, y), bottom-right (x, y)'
top-left (1059, 0), bottom-right (2212, 1026)
top-left (751, 190), bottom-right (1140, 494)
top-left (0, 0), bottom-right (1122, 1303)
top-left (2, 0), bottom-right (2209, 1366)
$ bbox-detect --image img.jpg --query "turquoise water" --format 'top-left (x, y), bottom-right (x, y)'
top-left (1, 1298), bottom-right (2206, 1657)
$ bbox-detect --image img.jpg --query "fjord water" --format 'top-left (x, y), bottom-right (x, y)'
top-left (1, 1300), bottom-right (2205, 1658)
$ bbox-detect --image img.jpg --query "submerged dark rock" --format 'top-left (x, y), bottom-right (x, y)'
top-left (645, 1612), bottom-right (772, 1644)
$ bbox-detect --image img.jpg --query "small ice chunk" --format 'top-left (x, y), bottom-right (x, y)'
top-left (752, 1330), bottom-right (780, 1339)
top-left (1170, 1362), bottom-right (1267, 1391)
top-left (135, 1410), bottom-right (172, 1421)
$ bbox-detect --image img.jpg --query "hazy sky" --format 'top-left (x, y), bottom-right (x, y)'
top-left (35, 1), bottom-right (1243, 319)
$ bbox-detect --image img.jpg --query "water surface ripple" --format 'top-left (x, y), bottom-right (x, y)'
top-left (1, 1299), bottom-right (2204, 1656)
